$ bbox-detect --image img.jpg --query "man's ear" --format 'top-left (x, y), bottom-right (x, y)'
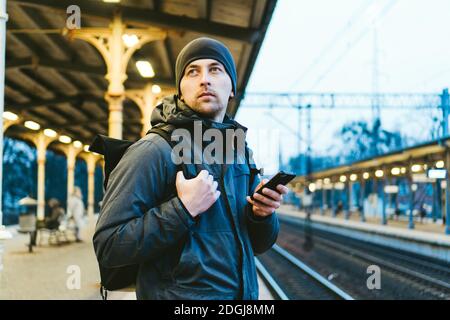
top-left (229, 91), bottom-right (235, 100)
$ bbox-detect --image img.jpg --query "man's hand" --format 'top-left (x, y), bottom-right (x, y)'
top-left (246, 179), bottom-right (289, 218)
top-left (176, 170), bottom-right (220, 218)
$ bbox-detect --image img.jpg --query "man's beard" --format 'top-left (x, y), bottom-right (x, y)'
top-left (192, 101), bottom-right (223, 120)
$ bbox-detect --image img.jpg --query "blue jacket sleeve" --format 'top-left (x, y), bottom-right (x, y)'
top-left (93, 136), bottom-right (194, 268)
top-left (245, 150), bottom-right (280, 255)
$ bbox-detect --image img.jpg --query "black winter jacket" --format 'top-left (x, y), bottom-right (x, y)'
top-left (93, 95), bottom-right (279, 300)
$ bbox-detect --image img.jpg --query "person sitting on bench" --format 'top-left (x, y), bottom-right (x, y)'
top-left (45, 198), bottom-right (65, 230)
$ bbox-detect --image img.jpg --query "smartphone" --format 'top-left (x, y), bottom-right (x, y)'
top-left (251, 171), bottom-right (296, 200)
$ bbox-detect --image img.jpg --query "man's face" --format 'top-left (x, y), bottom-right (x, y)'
top-left (179, 59), bottom-right (234, 121)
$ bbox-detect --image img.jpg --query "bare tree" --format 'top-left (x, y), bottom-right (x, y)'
top-left (339, 119), bottom-right (403, 161)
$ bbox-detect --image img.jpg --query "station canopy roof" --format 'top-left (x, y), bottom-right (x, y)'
top-left (292, 138), bottom-right (450, 185)
top-left (5, 0), bottom-right (277, 146)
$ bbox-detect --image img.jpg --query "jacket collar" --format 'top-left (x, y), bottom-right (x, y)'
top-left (150, 94), bottom-right (248, 133)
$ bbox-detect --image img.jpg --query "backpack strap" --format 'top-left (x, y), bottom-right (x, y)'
top-left (146, 124), bottom-right (175, 145)
top-left (88, 124), bottom-right (183, 191)
top-left (89, 125), bottom-right (260, 194)
top-left (146, 124), bottom-right (189, 177)
top-left (244, 143), bottom-right (264, 195)
top-left (89, 134), bottom-right (134, 190)
top-left (100, 285), bottom-right (108, 300)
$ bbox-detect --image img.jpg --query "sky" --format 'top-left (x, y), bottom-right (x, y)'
top-left (235, 0), bottom-right (450, 175)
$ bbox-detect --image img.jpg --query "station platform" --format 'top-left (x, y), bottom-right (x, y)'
top-left (277, 205), bottom-right (450, 262)
top-left (319, 207), bottom-right (446, 235)
top-left (0, 216), bottom-right (273, 300)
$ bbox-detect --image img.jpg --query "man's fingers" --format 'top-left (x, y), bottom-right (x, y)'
top-left (176, 171), bottom-right (185, 182)
top-left (276, 184), bottom-right (290, 195)
top-left (247, 196), bottom-right (275, 215)
top-left (261, 188), bottom-right (282, 201)
top-left (254, 179), bottom-right (269, 194)
top-left (253, 193), bottom-right (280, 209)
top-left (256, 178), bottom-right (269, 188)
top-left (247, 196), bottom-right (264, 208)
top-left (198, 170), bottom-right (209, 178)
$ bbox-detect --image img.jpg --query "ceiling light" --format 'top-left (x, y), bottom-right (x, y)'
top-left (73, 140), bottom-right (83, 148)
top-left (122, 34), bottom-right (139, 48)
top-left (43, 129), bottom-right (57, 138)
top-left (59, 135), bottom-right (72, 144)
top-left (136, 60), bottom-right (155, 78)
top-left (24, 121), bottom-right (40, 130)
top-left (375, 170), bottom-right (384, 178)
top-left (152, 84), bottom-right (161, 94)
top-left (436, 160), bottom-right (445, 169)
top-left (3, 111), bottom-right (18, 121)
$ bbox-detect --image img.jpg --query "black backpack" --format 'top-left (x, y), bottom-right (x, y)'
top-left (90, 124), bottom-right (182, 298)
top-left (89, 124), bottom-right (260, 299)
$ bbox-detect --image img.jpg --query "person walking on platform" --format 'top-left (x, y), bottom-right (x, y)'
top-left (67, 186), bottom-right (85, 242)
top-left (94, 37), bottom-right (288, 300)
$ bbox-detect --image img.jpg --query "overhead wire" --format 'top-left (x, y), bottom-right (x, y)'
top-left (288, 0), bottom-right (376, 92)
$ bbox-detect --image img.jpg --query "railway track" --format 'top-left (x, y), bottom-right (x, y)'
top-left (275, 216), bottom-right (450, 299)
top-left (256, 244), bottom-right (354, 300)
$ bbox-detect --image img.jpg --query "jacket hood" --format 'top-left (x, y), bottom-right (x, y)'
top-left (150, 94), bottom-right (247, 132)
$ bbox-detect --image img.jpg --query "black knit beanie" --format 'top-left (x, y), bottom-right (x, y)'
top-left (175, 37), bottom-right (237, 97)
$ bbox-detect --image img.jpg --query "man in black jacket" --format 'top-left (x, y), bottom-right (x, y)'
top-left (93, 37), bottom-right (288, 300)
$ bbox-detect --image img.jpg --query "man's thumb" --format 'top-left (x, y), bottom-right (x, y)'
top-left (176, 171), bottom-right (186, 183)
